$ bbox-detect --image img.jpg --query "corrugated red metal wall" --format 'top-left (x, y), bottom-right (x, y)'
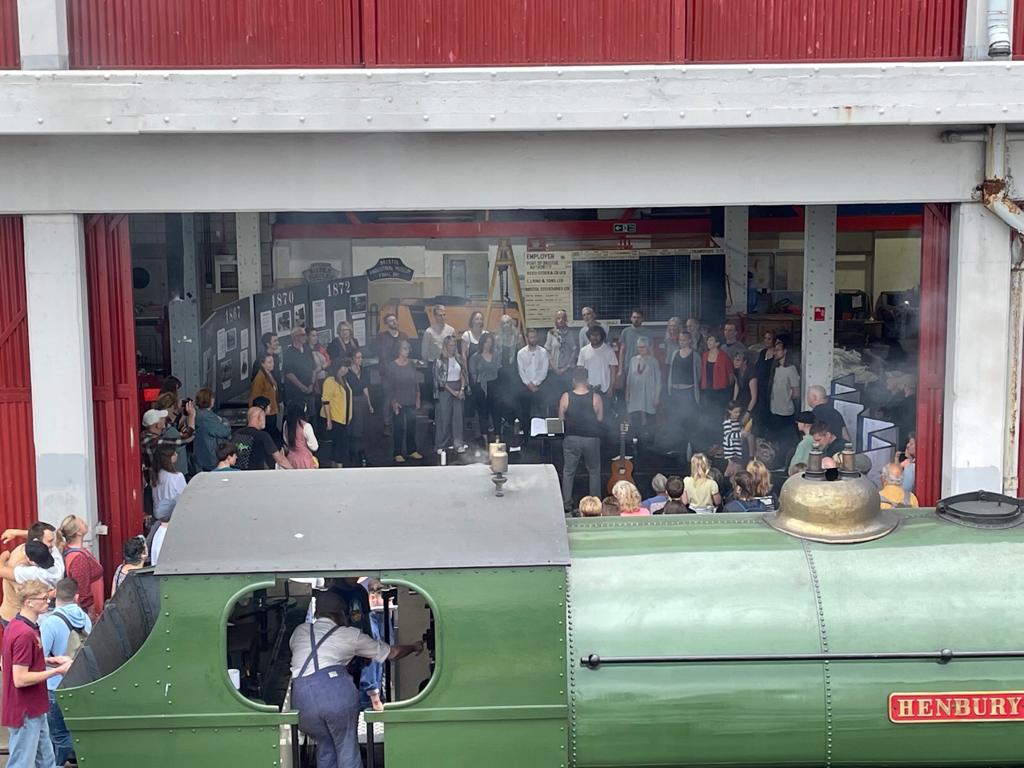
top-left (1014, 0), bottom-right (1024, 60)
top-left (0, 218), bottom-right (37, 538)
top-left (916, 203), bottom-right (950, 507)
top-left (689, 0), bottom-right (966, 62)
top-left (68, 0), bottom-right (361, 68)
top-left (64, 0), bottom-right (970, 67)
top-left (0, 0), bottom-right (19, 69)
top-left (85, 215), bottom-right (142, 585)
top-left (371, 0), bottom-right (682, 66)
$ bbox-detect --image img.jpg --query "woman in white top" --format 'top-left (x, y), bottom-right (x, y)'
top-left (150, 447), bottom-right (186, 522)
top-left (461, 310), bottom-right (487, 358)
top-left (289, 590), bottom-right (423, 768)
top-left (433, 335), bottom-right (468, 453)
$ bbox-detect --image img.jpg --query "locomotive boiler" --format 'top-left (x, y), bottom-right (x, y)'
top-left (59, 460), bottom-right (1024, 768)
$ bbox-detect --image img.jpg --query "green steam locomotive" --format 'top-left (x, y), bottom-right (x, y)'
top-left (60, 461), bottom-right (1024, 767)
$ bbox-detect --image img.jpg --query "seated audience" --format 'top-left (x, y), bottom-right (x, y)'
top-left (683, 453), bottom-right (721, 514)
top-left (879, 463), bottom-right (920, 509)
top-left (601, 496), bottom-right (620, 516)
top-left (578, 496), bottom-right (602, 518)
top-left (613, 481), bottom-right (649, 516)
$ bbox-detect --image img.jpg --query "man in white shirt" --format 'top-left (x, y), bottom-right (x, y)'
top-left (517, 328), bottom-right (550, 433)
top-left (0, 541), bottom-right (63, 588)
top-left (577, 325), bottom-right (618, 395)
top-left (577, 306), bottom-right (610, 351)
top-left (420, 305), bottom-right (455, 364)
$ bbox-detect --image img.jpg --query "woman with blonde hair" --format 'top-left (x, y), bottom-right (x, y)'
top-left (682, 452), bottom-right (722, 514)
top-left (746, 458), bottom-right (777, 510)
top-left (613, 481), bottom-right (648, 516)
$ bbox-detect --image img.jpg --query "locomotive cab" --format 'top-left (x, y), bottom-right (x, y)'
top-left (59, 465), bottom-right (571, 768)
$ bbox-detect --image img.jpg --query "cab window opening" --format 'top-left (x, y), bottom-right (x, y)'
top-left (225, 577), bottom-right (435, 712)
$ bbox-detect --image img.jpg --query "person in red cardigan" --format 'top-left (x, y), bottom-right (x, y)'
top-left (700, 333), bottom-right (735, 449)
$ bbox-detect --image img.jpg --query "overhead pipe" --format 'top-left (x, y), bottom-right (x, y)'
top-left (981, 125), bottom-right (1024, 494)
top-left (987, 0), bottom-right (1012, 58)
top-left (941, 130), bottom-right (1024, 144)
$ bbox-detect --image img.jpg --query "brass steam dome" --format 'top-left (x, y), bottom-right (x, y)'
top-left (764, 449), bottom-right (901, 544)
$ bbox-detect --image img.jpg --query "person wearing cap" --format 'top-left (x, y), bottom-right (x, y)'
top-left (2, 579), bottom-right (72, 768)
top-left (0, 522), bottom-right (60, 627)
top-left (141, 399), bottom-right (195, 473)
top-left (0, 540), bottom-right (62, 589)
top-left (289, 590), bottom-right (424, 768)
top-left (789, 411), bottom-right (817, 473)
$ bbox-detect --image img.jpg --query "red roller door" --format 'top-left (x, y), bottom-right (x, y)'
top-left (916, 204), bottom-right (950, 506)
top-left (84, 215), bottom-right (142, 586)
top-left (689, 0), bottom-right (966, 62)
top-left (0, 217), bottom-right (37, 538)
top-left (372, 0), bottom-right (682, 66)
top-left (0, 0), bottom-right (18, 69)
top-left (68, 0), bottom-right (361, 68)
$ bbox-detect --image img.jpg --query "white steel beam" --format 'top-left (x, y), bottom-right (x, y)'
top-left (943, 203), bottom-right (1012, 495)
top-left (235, 213), bottom-right (263, 298)
top-left (801, 206), bottom-right (837, 402)
top-left (723, 207), bottom-right (749, 316)
top-left (0, 127), bottom-right (985, 214)
top-left (22, 214), bottom-right (98, 531)
top-left (0, 63), bottom-right (1022, 135)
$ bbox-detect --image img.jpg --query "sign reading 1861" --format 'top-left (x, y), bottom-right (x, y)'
top-left (366, 258), bottom-right (414, 282)
top-left (889, 691), bottom-right (1024, 723)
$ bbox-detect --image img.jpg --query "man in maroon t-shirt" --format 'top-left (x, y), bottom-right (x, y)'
top-left (2, 579), bottom-right (71, 767)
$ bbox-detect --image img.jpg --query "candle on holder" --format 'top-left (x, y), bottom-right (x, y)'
top-left (490, 448), bottom-right (509, 475)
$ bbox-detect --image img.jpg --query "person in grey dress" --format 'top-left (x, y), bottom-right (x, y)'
top-left (433, 336), bottom-right (467, 453)
top-left (469, 332), bottom-right (501, 438)
top-left (385, 341), bottom-right (423, 463)
top-left (625, 337), bottom-right (661, 444)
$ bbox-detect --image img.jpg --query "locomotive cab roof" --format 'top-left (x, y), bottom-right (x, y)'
top-left (156, 464), bottom-right (571, 576)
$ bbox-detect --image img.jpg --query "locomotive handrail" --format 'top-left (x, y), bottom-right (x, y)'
top-left (581, 649), bottom-right (1024, 669)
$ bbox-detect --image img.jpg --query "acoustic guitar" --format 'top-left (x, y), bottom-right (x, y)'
top-left (607, 420), bottom-right (635, 493)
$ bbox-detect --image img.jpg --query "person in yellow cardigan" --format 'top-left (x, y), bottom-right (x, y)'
top-left (321, 357), bottom-right (353, 467)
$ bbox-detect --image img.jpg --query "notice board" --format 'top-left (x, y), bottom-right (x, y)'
top-left (200, 296), bottom-right (253, 405)
top-left (522, 248), bottom-right (726, 325)
top-left (308, 276), bottom-right (370, 348)
top-left (253, 285), bottom-right (311, 343)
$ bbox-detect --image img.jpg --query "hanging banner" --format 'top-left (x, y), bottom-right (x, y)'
top-left (200, 296), bottom-right (253, 405)
top-left (252, 284), bottom-right (311, 342)
top-left (308, 276), bottom-right (370, 348)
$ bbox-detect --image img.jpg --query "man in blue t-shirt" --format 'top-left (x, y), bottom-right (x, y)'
top-left (40, 577), bottom-right (92, 766)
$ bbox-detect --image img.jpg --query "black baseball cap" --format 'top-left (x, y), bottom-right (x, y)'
top-left (795, 411), bottom-right (816, 425)
top-left (25, 540), bottom-right (54, 570)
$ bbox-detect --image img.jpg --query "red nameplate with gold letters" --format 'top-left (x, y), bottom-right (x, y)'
top-left (889, 692), bottom-right (1024, 723)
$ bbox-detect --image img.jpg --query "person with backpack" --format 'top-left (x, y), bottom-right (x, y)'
top-left (57, 516), bottom-right (105, 622)
top-left (40, 577), bottom-right (92, 767)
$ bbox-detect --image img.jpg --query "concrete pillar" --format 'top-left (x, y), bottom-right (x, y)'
top-left (23, 215), bottom-right (98, 529)
top-left (236, 212), bottom-right (263, 298)
top-left (943, 203), bottom-right (1012, 495)
top-left (168, 214), bottom-right (202, 396)
top-left (800, 205), bottom-right (837, 403)
top-left (723, 206), bottom-right (749, 316)
top-left (17, 0), bottom-right (69, 70)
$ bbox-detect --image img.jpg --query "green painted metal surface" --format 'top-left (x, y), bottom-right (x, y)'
top-left (61, 574), bottom-right (293, 767)
top-left (370, 568), bottom-right (569, 767)
top-left (567, 512), bottom-right (1024, 768)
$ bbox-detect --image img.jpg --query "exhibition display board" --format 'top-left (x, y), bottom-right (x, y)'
top-left (200, 296), bottom-right (253, 404)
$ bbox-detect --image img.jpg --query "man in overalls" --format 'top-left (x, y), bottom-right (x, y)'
top-left (289, 590), bottom-right (423, 768)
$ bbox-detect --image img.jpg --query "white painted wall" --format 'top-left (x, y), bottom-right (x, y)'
top-left (873, 236), bottom-right (922, 297)
top-left (23, 215), bottom-right (98, 535)
top-left (943, 203), bottom-right (1012, 495)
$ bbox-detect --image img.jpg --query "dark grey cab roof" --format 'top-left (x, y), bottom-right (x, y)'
top-left (155, 464), bottom-right (569, 575)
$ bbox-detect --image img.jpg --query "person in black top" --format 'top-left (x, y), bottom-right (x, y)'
top-left (345, 350), bottom-right (374, 467)
top-left (283, 326), bottom-right (316, 417)
top-left (661, 330), bottom-right (700, 455)
top-left (558, 367), bottom-right (604, 511)
top-left (233, 407), bottom-right (293, 470)
top-left (806, 384), bottom-right (849, 440)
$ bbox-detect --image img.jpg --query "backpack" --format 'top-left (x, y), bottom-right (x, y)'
top-left (53, 611), bottom-right (89, 660)
top-left (231, 430), bottom-right (257, 471)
